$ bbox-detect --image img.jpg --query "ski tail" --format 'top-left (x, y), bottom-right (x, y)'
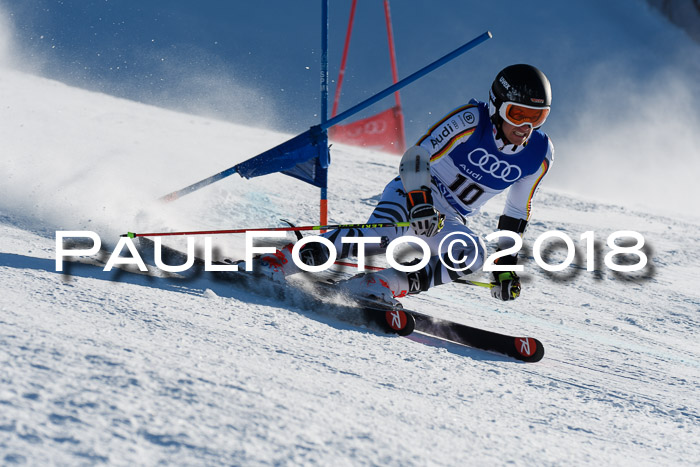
top-left (363, 306), bottom-right (416, 337)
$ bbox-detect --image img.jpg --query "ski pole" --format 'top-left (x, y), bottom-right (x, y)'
top-left (460, 279), bottom-right (495, 289)
top-left (122, 222), bottom-right (410, 239)
top-left (460, 279), bottom-right (520, 300)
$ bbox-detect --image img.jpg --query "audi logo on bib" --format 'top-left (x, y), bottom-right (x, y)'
top-left (467, 148), bottom-right (522, 182)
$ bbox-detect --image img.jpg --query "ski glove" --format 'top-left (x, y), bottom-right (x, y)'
top-left (406, 188), bottom-right (444, 237)
top-left (409, 201), bottom-right (444, 237)
top-left (491, 271), bottom-right (521, 301)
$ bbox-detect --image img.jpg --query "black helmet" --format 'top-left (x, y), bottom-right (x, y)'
top-left (489, 64), bottom-right (551, 129)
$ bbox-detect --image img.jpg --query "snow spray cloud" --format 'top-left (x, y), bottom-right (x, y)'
top-left (551, 62), bottom-right (700, 219)
top-left (124, 43), bottom-right (279, 130)
top-left (0, 68), bottom-right (271, 244)
top-left (0, 2), bottom-right (280, 131)
top-left (0, 5), bottom-right (283, 246)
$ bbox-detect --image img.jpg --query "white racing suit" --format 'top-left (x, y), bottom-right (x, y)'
top-left (318, 99), bottom-right (554, 297)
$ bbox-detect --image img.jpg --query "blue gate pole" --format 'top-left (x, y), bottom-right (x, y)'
top-left (320, 0), bottom-right (329, 226)
top-left (321, 0), bottom-right (329, 126)
top-left (320, 31), bottom-right (492, 131)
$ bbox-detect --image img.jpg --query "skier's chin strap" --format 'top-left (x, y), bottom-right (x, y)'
top-left (492, 120), bottom-right (526, 151)
top-left (493, 119), bottom-right (507, 143)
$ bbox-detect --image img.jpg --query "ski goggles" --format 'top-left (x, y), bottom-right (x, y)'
top-left (499, 102), bottom-right (550, 128)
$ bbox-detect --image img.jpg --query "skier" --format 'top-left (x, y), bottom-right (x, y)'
top-left (255, 64), bottom-right (554, 305)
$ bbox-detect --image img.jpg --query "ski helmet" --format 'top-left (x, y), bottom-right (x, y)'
top-left (489, 64), bottom-right (551, 130)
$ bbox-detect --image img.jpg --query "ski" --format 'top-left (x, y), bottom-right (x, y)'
top-left (359, 304), bottom-right (543, 362)
top-left (409, 310), bottom-right (544, 362)
top-left (312, 282), bottom-right (544, 362)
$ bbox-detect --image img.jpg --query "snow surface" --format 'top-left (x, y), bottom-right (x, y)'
top-left (1, 6), bottom-right (700, 467)
top-left (1, 67), bottom-right (699, 466)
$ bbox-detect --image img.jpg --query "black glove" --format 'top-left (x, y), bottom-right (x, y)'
top-left (409, 203), bottom-right (444, 237)
top-left (491, 271), bottom-right (521, 301)
top-left (406, 189), bottom-right (444, 237)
